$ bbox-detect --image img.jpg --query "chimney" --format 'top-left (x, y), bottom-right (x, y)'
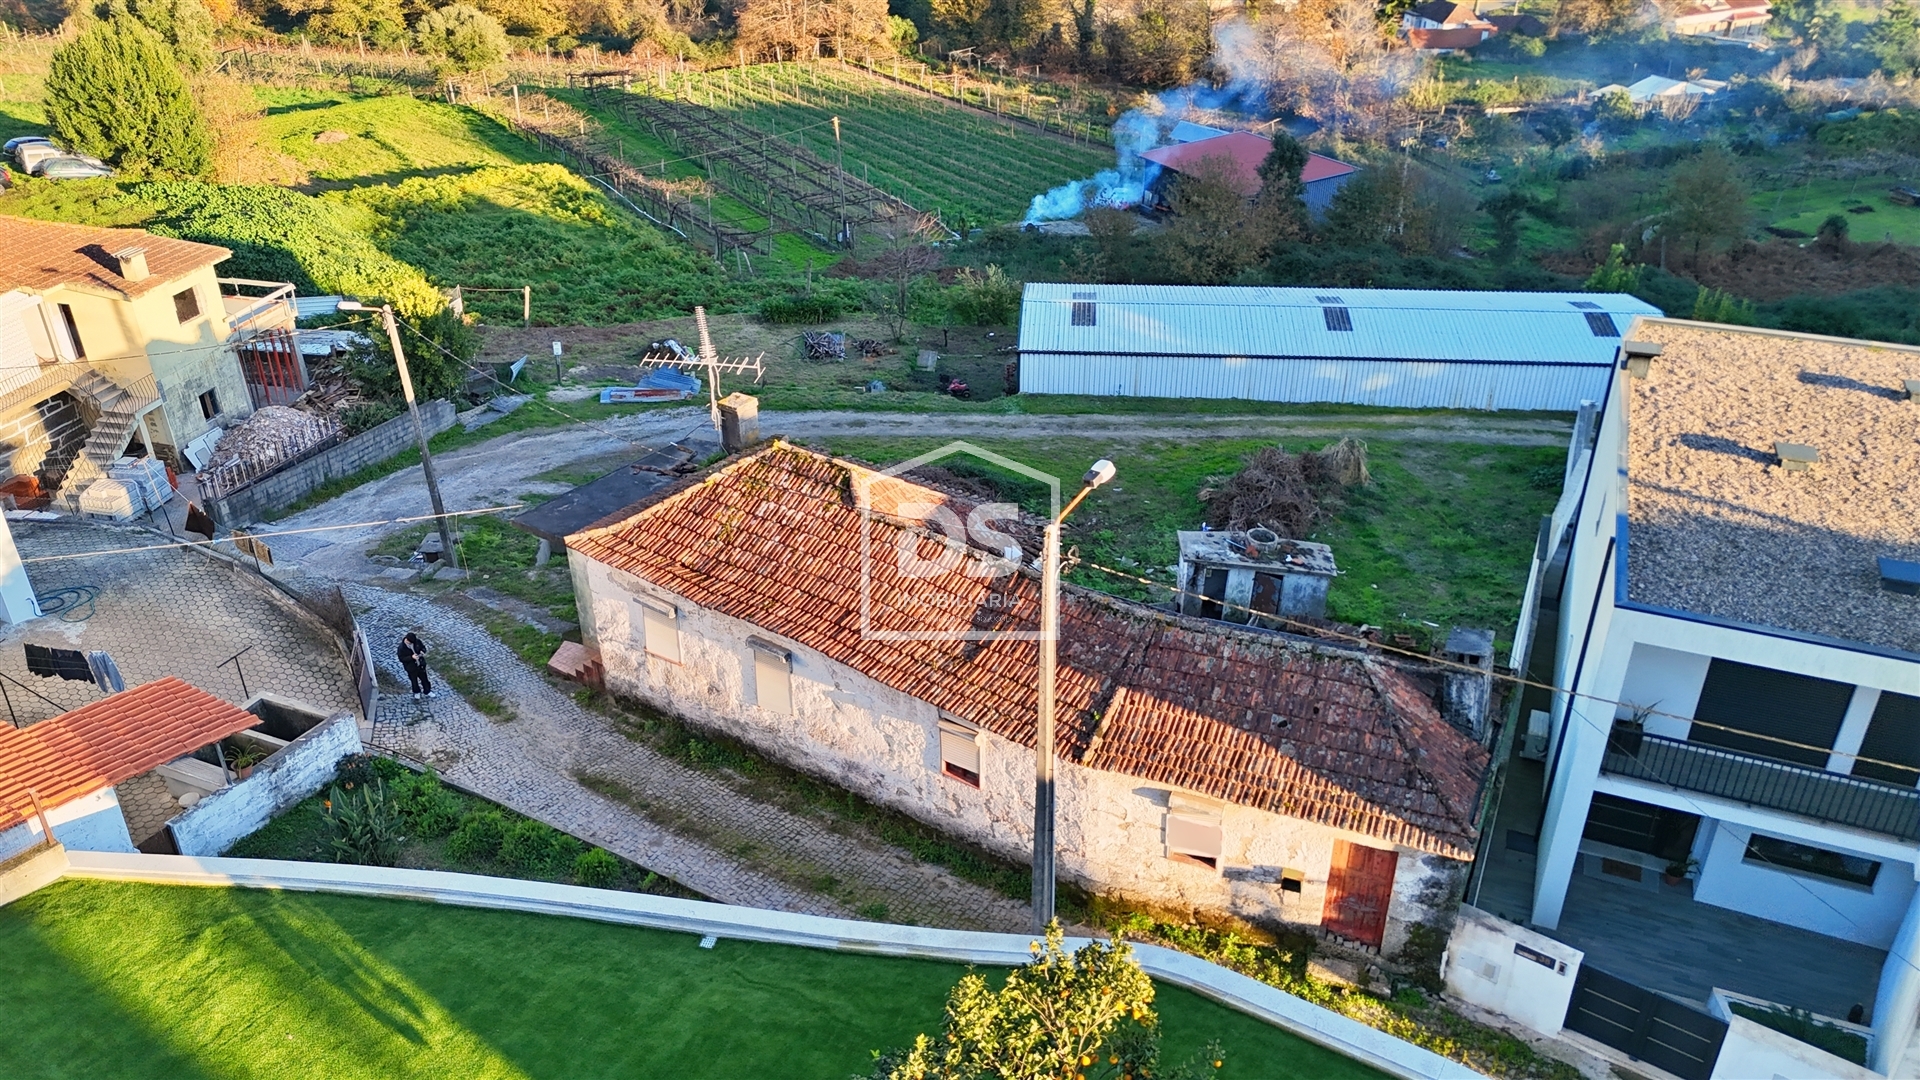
top-left (1903, 379), bottom-right (1919, 401)
top-left (1774, 441), bottom-right (1819, 472)
top-left (1620, 340), bottom-right (1662, 379)
top-left (1440, 626), bottom-right (1496, 743)
top-left (719, 392), bottom-right (759, 454)
top-left (114, 247), bottom-right (149, 282)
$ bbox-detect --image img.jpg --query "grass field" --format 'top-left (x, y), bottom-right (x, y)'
top-left (822, 435), bottom-right (1562, 650)
top-left (0, 880), bottom-right (1384, 1080)
top-left (1753, 174), bottom-right (1920, 246)
top-left (603, 62), bottom-right (1115, 226)
top-left (256, 90), bottom-right (544, 187)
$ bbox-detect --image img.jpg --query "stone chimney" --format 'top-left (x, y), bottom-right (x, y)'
top-left (114, 247), bottom-right (149, 282)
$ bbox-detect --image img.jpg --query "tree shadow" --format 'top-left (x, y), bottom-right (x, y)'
top-left (1675, 433), bottom-right (1776, 465)
top-left (294, 163), bottom-right (494, 194)
top-left (1797, 370), bottom-right (1908, 401)
top-left (263, 100), bottom-right (353, 117)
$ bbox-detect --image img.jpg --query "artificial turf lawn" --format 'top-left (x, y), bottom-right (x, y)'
top-left (0, 880), bottom-right (1385, 1080)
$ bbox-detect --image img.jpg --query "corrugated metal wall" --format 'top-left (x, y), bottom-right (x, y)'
top-left (1019, 355), bottom-right (1612, 411)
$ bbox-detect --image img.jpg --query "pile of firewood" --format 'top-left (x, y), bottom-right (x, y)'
top-left (803, 331), bottom-right (845, 360)
top-left (850, 337), bottom-right (887, 358)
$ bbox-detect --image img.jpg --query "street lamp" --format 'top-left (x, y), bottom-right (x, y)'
top-left (336, 301), bottom-right (457, 569)
top-left (1033, 457), bottom-right (1116, 934)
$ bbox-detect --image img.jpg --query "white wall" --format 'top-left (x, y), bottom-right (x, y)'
top-left (1692, 821), bottom-right (1916, 947)
top-left (0, 787), bottom-right (134, 863)
top-left (581, 558), bottom-right (1459, 952)
top-left (167, 712), bottom-right (361, 857)
top-left (1616, 643), bottom-right (1710, 738)
top-left (1708, 1014), bottom-right (1877, 1080)
top-left (1442, 906), bottom-right (1583, 1036)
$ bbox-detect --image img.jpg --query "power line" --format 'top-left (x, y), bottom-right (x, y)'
top-left (0, 314), bottom-right (378, 375)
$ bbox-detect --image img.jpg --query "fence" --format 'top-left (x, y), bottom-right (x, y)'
top-left (197, 412), bottom-right (344, 501)
top-left (203, 400), bottom-right (454, 526)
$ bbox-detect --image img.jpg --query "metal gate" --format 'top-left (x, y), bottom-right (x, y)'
top-left (1564, 966), bottom-right (1727, 1080)
top-left (236, 329), bottom-right (307, 408)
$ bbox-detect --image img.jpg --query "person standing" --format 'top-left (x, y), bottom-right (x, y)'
top-left (398, 630), bottom-right (433, 698)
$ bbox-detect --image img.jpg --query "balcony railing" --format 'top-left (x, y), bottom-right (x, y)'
top-left (1602, 728), bottom-right (1920, 841)
top-left (219, 279), bottom-right (297, 334)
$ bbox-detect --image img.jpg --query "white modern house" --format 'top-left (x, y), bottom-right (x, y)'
top-left (1530, 320), bottom-right (1920, 1074)
top-left (1015, 286), bottom-right (1663, 410)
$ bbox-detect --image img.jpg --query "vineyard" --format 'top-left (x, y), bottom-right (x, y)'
top-left (557, 61), bottom-right (1118, 227)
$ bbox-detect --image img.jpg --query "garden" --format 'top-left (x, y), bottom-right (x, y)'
top-left (0, 879), bottom-right (1384, 1079)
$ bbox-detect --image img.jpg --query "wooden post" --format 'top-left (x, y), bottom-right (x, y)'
top-left (27, 788), bottom-right (52, 848)
top-left (513, 84), bottom-right (521, 120)
top-left (523, 285), bottom-right (531, 326)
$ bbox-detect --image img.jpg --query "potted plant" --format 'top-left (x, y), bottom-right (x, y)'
top-left (228, 743), bottom-right (267, 781)
top-left (1662, 858), bottom-right (1699, 886)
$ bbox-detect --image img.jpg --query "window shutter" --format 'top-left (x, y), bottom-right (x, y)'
top-left (938, 716), bottom-right (981, 784)
top-left (635, 599), bottom-right (681, 663)
top-left (1165, 793), bottom-right (1224, 867)
top-left (751, 639), bottom-right (792, 715)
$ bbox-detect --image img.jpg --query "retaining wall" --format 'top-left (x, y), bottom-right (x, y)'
top-left (3, 848), bottom-right (1486, 1080)
top-left (205, 400), bottom-right (455, 526)
top-left (166, 713), bottom-right (362, 857)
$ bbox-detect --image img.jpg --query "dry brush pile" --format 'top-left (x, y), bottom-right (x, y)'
top-left (1198, 439), bottom-right (1370, 537)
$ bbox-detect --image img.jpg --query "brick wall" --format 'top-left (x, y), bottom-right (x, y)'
top-left (205, 399), bottom-right (455, 526)
top-left (167, 711), bottom-right (362, 857)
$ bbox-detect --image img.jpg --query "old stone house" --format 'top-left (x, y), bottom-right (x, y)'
top-left (0, 217), bottom-right (296, 504)
top-left (566, 445), bottom-right (1491, 956)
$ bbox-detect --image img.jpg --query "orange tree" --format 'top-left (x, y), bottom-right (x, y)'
top-left (869, 923), bottom-right (1224, 1080)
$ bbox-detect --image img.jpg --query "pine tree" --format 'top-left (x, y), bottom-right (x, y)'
top-left (44, 16), bottom-right (213, 177)
top-left (1868, 0), bottom-right (1920, 77)
top-left (94, 0), bottom-right (217, 72)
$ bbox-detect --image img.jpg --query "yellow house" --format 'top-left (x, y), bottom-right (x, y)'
top-left (0, 216), bottom-right (296, 504)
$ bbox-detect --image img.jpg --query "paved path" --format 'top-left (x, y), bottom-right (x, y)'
top-left (353, 583), bottom-right (1034, 930)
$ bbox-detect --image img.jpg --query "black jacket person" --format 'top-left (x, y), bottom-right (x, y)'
top-left (398, 631), bottom-right (432, 696)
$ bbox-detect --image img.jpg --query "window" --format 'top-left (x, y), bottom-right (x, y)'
top-left (1322, 306), bottom-right (1354, 331)
top-left (1070, 291), bottom-right (1097, 327)
top-left (1165, 793), bottom-right (1224, 870)
top-left (749, 638), bottom-right (792, 714)
top-left (1853, 691), bottom-right (1920, 788)
top-left (1279, 868), bottom-right (1304, 894)
top-left (1744, 833), bottom-right (1880, 888)
top-left (938, 715), bottom-right (981, 786)
top-left (57, 303), bottom-right (85, 359)
top-left (633, 599), bottom-right (681, 663)
top-left (198, 389), bottom-right (220, 421)
top-left (1584, 312), bottom-right (1620, 337)
top-left (173, 288), bottom-right (200, 324)
top-left (1690, 659), bottom-right (1853, 767)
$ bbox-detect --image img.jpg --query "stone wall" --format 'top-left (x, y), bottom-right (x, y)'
top-left (579, 556), bottom-right (1462, 952)
top-left (205, 400), bottom-right (455, 526)
top-left (167, 711), bottom-right (361, 856)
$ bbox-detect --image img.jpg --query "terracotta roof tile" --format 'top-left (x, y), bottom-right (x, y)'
top-left (0, 678), bottom-right (259, 831)
top-left (571, 446), bottom-right (1490, 858)
top-left (0, 216), bottom-right (230, 299)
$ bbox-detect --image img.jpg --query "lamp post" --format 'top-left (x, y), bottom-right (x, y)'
top-left (336, 301), bottom-right (457, 569)
top-left (1033, 458), bottom-right (1115, 934)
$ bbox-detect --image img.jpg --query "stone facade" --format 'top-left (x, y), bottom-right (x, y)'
top-left (579, 556), bottom-right (1463, 955)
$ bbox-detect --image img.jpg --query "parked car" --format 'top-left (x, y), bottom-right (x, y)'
top-left (3, 135), bottom-right (51, 153)
top-left (14, 141), bottom-right (66, 173)
top-left (35, 155), bottom-right (114, 180)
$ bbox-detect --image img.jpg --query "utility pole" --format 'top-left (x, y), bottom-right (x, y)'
top-left (1032, 459), bottom-right (1115, 934)
top-left (337, 301), bottom-right (457, 568)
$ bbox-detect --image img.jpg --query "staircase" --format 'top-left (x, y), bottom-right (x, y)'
top-left (546, 640), bottom-right (604, 688)
top-left (59, 371), bottom-right (162, 499)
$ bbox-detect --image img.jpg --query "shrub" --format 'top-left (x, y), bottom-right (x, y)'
top-left (416, 3), bottom-right (508, 72)
top-left (333, 752), bottom-right (405, 791)
top-left (341, 400), bottom-right (402, 435)
top-left (1691, 286), bottom-right (1755, 325)
top-left (946, 265), bottom-right (1021, 326)
top-left (45, 16), bottom-right (212, 177)
top-left (1584, 243), bottom-right (1644, 294)
top-left (758, 292), bottom-right (842, 323)
top-left (446, 809), bottom-right (507, 862)
top-left (499, 818), bottom-right (558, 873)
top-left (392, 770), bottom-right (462, 838)
top-left (324, 783), bottom-right (403, 866)
top-left (573, 847), bottom-right (621, 888)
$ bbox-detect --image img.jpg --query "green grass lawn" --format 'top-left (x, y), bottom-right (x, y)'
top-left (0, 880), bottom-right (1383, 1080)
top-left (1753, 175), bottom-right (1920, 246)
top-left (256, 90), bottom-right (542, 186)
top-left (822, 435), bottom-right (1562, 653)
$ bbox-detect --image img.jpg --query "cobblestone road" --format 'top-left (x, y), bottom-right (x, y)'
top-left (352, 583), bottom-right (1034, 931)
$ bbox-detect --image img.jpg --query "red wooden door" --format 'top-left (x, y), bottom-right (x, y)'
top-left (1323, 840), bottom-right (1398, 948)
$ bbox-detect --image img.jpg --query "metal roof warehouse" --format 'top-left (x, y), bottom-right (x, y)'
top-left (1016, 284), bottom-right (1663, 411)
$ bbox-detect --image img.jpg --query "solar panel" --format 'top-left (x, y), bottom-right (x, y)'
top-left (1323, 307), bottom-right (1354, 332)
top-left (1071, 301), bottom-right (1097, 326)
top-left (1585, 312), bottom-right (1619, 337)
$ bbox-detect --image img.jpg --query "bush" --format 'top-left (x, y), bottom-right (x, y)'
top-left (324, 783), bottom-right (403, 866)
top-left (573, 847), bottom-right (621, 888)
top-left (341, 400), bottom-right (402, 435)
top-left (499, 818), bottom-right (558, 872)
top-left (392, 769), bottom-right (462, 838)
top-left (758, 292), bottom-right (843, 323)
top-left (446, 809), bottom-right (507, 862)
top-left (416, 3), bottom-right (508, 72)
top-left (333, 752), bottom-right (405, 791)
top-left (45, 16), bottom-right (212, 176)
top-left (945, 265), bottom-right (1021, 326)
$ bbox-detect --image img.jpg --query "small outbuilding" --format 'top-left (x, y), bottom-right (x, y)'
top-left (1140, 132), bottom-right (1358, 218)
top-left (1015, 284), bottom-right (1664, 410)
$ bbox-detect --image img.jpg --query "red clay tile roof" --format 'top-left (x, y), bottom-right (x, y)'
top-left (0, 216), bottom-right (230, 299)
top-left (0, 678), bottom-right (258, 831)
top-left (1406, 27), bottom-right (1494, 49)
top-left (570, 446), bottom-right (1489, 858)
top-left (1407, 0), bottom-right (1489, 24)
top-left (1142, 134), bottom-right (1357, 197)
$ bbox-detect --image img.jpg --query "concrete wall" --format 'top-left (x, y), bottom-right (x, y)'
top-left (579, 557), bottom-right (1460, 951)
top-left (1707, 1014), bottom-right (1877, 1080)
top-left (1692, 820), bottom-right (1915, 947)
top-left (167, 711), bottom-right (361, 857)
top-left (1442, 906), bottom-right (1583, 1036)
top-left (205, 400), bottom-right (455, 526)
top-left (0, 787), bottom-right (135, 863)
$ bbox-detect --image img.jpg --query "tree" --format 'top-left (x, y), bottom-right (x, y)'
top-left (306, 0), bottom-right (409, 46)
top-left (1663, 146), bottom-right (1749, 267)
top-left (737, 0), bottom-right (889, 60)
top-left (1867, 0), bottom-right (1920, 77)
top-left (94, 0), bottom-right (217, 71)
top-left (1156, 159), bottom-right (1277, 284)
top-left (416, 3), bottom-right (508, 72)
top-left (45, 16), bottom-right (213, 177)
top-left (1481, 189), bottom-right (1536, 264)
top-left (868, 925), bottom-right (1223, 1080)
top-left (1584, 243), bottom-right (1644, 293)
top-left (1254, 131), bottom-right (1310, 237)
top-left (350, 307), bottom-right (475, 403)
top-left (1084, 207), bottom-right (1139, 281)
